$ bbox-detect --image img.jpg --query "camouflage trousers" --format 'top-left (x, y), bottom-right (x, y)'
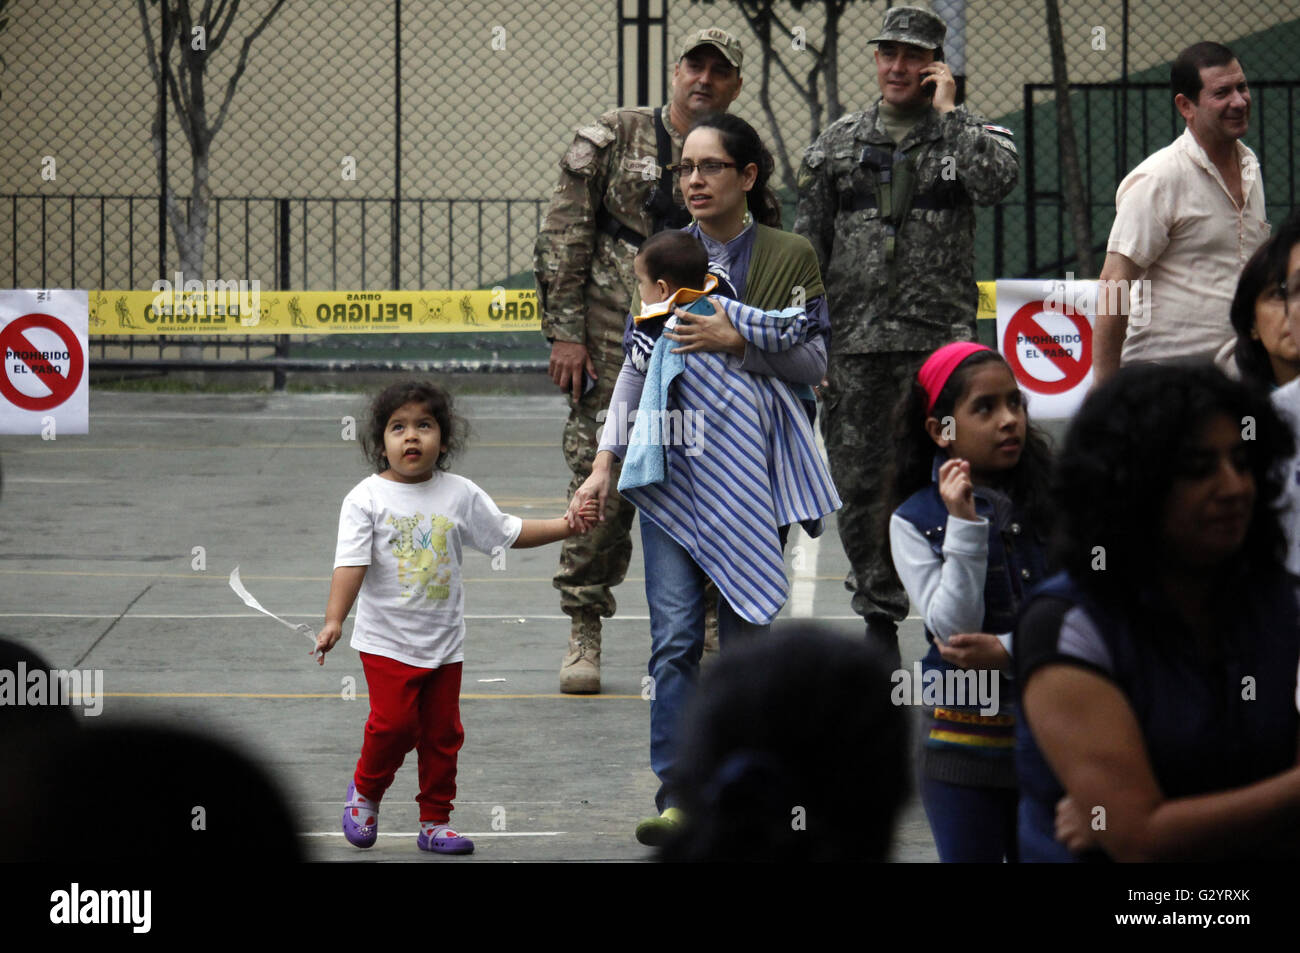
top-left (553, 354), bottom-right (720, 636)
top-left (820, 351), bottom-right (927, 623)
top-left (554, 354), bottom-right (638, 618)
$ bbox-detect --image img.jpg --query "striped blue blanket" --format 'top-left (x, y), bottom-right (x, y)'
top-left (618, 295), bottom-right (841, 624)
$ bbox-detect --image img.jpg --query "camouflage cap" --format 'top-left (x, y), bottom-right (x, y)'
top-left (678, 28), bottom-right (744, 70)
top-left (869, 4), bottom-right (947, 51)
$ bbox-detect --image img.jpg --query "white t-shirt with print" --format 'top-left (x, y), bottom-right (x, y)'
top-left (334, 472), bottom-right (522, 668)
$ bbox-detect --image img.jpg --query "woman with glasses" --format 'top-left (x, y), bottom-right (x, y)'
top-left (1221, 216), bottom-right (1300, 390)
top-left (568, 113), bottom-right (835, 844)
top-left (669, 113), bottom-right (831, 360)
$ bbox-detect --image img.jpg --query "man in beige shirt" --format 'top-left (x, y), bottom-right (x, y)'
top-left (1093, 42), bottom-right (1270, 385)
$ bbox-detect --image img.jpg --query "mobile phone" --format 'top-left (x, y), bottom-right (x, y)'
top-left (922, 48), bottom-right (945, 99)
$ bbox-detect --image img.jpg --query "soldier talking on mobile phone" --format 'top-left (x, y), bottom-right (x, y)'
top-left (793, 2), bottom-right (1019, 666)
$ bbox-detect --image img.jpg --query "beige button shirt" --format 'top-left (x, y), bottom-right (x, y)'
top-left (1107, 126), bottom-right (1270, 364)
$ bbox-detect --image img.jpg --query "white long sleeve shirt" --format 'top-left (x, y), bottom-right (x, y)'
top-left (889, 511), bottom-right (1014, 656)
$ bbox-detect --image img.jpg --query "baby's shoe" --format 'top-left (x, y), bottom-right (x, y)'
top-left (342, 781), bottom-right (378, 848)
top-left (417, 822), bottom-right (475, 855)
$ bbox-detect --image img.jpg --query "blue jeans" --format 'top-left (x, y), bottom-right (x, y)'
top-left (920, 777), bottom-right (1019, 862)
top-left (641, 516), bottom-right (769, 811)
top-left (1018, 793), bottom-right (1081, 863)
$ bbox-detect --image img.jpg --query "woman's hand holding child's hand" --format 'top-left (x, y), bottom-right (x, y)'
top-left (937, 458), bottom-right (978, 522)
top-left (314, 621), bottom-right (343, 666)
top-left (567, 498), bottom-right (601, 534)
top-left (567, 455), bottom-right (613, 530)
top-left (934, 632), bottom-right (1012, 671)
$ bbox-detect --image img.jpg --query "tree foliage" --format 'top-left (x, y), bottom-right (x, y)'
top-left (728, 0), bottom-right (856, 193)
top-left (135, 0), bottom-right (287, 277)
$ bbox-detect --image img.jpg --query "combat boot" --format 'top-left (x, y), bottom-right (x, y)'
top-left (560, 611), bottom-right (602, 694)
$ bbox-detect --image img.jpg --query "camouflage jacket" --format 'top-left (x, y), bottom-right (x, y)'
top-left (534, 105), bottom-right (685, 366)
top-left (793, 102), bottom-right (1018, 355)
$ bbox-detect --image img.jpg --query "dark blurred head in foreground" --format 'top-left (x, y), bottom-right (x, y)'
top-left (658, 624), bottom-right (909, 862)
top-left (0, 721), bottom-right (303, 862)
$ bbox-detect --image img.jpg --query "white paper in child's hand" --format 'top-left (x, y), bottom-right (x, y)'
top-left (229, 566), bottom-right (321, 657)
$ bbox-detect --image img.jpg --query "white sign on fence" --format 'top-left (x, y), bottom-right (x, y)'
top-left (995, 278), bottom-right (1098, 421)
top-left (0, 290), bottom-right (89, 436)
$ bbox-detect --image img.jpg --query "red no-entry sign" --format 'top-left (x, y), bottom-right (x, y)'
top-left (1002, 302), bottom-right (1092, 395)
top-left (0, 312), bottom-right (85, 411)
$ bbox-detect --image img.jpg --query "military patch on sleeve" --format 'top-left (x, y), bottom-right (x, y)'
top-left (576, 123), bottom-right (616, 147)
top-left (563, 138), bottom-right (596, 172)
top-left (983, 124), bottom-right (1015, 138)
top-left (796, 148), bottom-right (824, 190)
top-left (562, 123), bottom-right (616, 175)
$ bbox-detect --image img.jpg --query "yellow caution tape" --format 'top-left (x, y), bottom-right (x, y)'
top-left (87, 288), bottom-right (541, 335)
top-left (85, 282), bottom-right (997, 336)
top-left (976, 280), bottom-right (995, 322)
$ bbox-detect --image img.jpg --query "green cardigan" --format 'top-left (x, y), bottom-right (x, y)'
top-left (743, 224), bottom-right (826, 313)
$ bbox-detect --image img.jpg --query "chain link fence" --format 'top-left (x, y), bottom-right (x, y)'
top-left (0, 1), bottom-right (1297, 373)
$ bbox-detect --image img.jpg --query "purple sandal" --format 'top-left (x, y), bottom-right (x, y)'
top-left (342, 781), bottom-right (378, 849)
top-left (417, 824), bottom-right (475, 855)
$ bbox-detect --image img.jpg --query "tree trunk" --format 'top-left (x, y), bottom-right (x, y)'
top-left (806, 62), bottom-right (822, 143)
top-left (823, 0), bottom-right (842, 125)
top-left (756, 8), bottom-right (797, 193)
top-left (182, 147), bottom-right (209, 279)
top-left (1044, 0), bottom-right (1094, 276)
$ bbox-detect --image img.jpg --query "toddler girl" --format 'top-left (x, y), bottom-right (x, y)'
top-left (315, 380), bottom-right (595, 854)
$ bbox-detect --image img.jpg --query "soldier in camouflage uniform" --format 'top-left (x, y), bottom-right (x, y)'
top-left (793, 3), bottom-right (1018, 666)
top-left (534, 29), bottom-right (745, 693)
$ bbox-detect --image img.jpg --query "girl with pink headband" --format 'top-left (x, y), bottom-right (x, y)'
top-left (884, 341), bottom-right (1054, 862)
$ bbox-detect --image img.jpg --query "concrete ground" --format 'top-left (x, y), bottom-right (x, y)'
top-left (0, 388), bottom-right (944, 862)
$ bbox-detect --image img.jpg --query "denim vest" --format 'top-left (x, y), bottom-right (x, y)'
top-left (894, 456), bottom-right (1049, 787)
top-left (1016, 571), bottom-right (1300, 862)
top-left (893, 456), bottom-right (1050, 647)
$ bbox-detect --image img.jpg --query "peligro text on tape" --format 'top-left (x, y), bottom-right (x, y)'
top-left (91, 289), bottom-right (541, 335)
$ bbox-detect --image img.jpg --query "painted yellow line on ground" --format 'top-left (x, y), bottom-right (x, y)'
top-left (0, 611), bottom-right (889, 621)
top-left (0, 569), bottom-right (328, 581)
top-left (1, 443), bottom-right (344, 453)
top-left (1, 441), bottom-right (558, 454)
top-left (0, 568), bottom-right (849, 582)
top-left (301, 831), bottom-right (565, 838)
top-left (95, 691), bottom-right (643, 700)
top-left (0, 569), bottom-right (634, 583)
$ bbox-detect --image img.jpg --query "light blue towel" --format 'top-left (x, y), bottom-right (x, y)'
top-left (618, 298), bottom-right (705, 491)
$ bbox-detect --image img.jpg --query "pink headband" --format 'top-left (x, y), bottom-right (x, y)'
top-left (918, 342), bottom-right (994, 414)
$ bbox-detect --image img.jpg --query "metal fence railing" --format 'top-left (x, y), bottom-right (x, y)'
top-left (3, 194), bottom-right (549, 292)
top-left (1021, 79), bottom-right (1300, 277)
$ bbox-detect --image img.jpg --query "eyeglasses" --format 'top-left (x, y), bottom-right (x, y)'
top-left (1286, 278), bottom-right (1300, 311)
top-left (670, 160), bottom-right (738, 178)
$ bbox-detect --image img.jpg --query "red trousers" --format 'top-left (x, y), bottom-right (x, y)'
top-left (354, 653), bottom-right (464, 823)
